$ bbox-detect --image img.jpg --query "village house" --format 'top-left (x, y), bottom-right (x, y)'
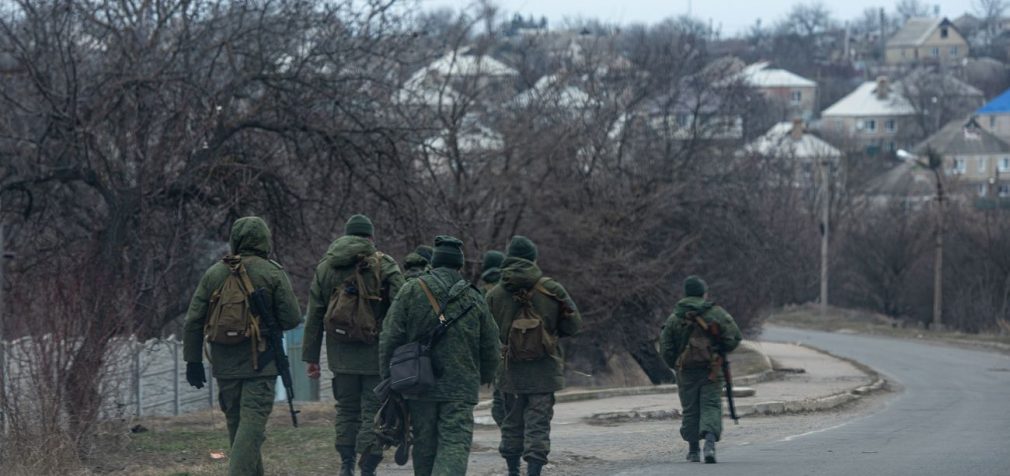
top-left (885, 17), bottom-right (969, 66)
top-left (741, 62), bottom-right (818, 121)
top-left (821, 76), bottom-right (916, 155)
top-left (742, 120), bottom-right (843, 188)
top-left (976, 88), bottom-right (1010, 144)
top-left (913, 117), bottom-right (1010, 199)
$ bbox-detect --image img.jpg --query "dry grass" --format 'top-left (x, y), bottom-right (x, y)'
top-left (767, 304), bottom-right (1010, 354)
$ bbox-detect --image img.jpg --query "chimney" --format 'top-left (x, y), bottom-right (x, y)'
top-left (875, 76), bottom-right (889, 100)
top-left (790, 118), bottom-right (804, 140)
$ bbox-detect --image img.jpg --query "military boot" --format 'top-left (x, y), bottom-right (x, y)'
top-left (337, 445), bottom-right (356, 476)
top-left (686, 441), bottom-right (701, 462)
top-left (359, 454), bottom-right (382, 476)
top-left (703, 433), bottom-right (717, 464)
top-left (505, 456), bottom-right (521, 476)
top-left (527, 461), bottom-right (544, 476)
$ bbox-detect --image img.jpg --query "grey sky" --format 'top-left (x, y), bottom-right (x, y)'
top-left (420, 0), bottom-right (974, 36)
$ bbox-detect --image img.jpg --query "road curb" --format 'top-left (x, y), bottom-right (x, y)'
top-left (585, 344), bottom-right (887, 423)
top-left (474, 369), bottom-right (775, 412)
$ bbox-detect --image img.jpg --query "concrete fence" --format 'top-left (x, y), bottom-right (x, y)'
top-left (0, 326), bottom-right (335, 422)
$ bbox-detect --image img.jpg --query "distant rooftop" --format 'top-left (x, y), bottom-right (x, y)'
top-left (912, 117), bottom-right (1010, 156)
top-left (741, 62), bottom-right (816, 88)
top-left (822, 79), bottom-right (915, 117)
top-left (977, 88), bottom-right (1010, 115)
top-left (887, 17), bottom-right (957, 47)
top-left (744, 122), bottom-right (842, 159)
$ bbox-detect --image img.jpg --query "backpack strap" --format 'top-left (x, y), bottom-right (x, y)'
top-left (233, 256), bottom-right (265, 370)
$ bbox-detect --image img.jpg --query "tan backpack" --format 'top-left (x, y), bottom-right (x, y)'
top-left (205, 256), bottom-right (261, 345)
top-left (324, 252), bottom-right (384, 344)
top-left (675, 306), bottom-right (717, 370)
top-left (505, 277), bottom-right (559, 362)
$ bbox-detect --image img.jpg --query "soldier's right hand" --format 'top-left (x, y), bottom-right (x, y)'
top-left (307, 362), bottom-right (321, 379)
top-left (186, 362), bottom-right (206, 389)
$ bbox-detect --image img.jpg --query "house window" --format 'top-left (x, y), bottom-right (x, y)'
top-left (979, 157), bottom-right (989, 174)
top-left (950, 46), bottom-right (959, 57)
top-left (1001, 184), bottom-right (1010, 198)
top-left (978, 183), bottom-right (988, 197)
top-left (992, 116), bottom-right (998, 128)
top-left (888, 141), bottom-right (896, 152)
top-left (791, 91), bottom-right (802, 103)
top-left (1001, 157), bottom-right (1010, 173)
top-left (863, 119), bottom-right (877, 132)
top-left (885, 119), bottom-right (897, 133)
top-left (951, 158), bottom-right (966, 174)
top-left (931, 47), bottom-right (940, 57)
top-left (940, 27), bottom-right (948, 38)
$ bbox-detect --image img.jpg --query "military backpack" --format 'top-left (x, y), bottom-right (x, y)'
top-left (205, 256), bottom-right (262, 346)
top-left (675, 304), bottom-right (717, 370)
top-left (324, 252), bottom-right (384, 344)
top-left (505, 277), bottom-right (560, 362)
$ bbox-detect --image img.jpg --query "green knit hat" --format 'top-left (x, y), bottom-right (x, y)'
top-left (431, 235), bottom-right (465, 269)
top-left (414, 245), bottom-right (433, 263)
top-left (506, 235), bottom-right (538, 262)
top-left (481, 250), bottom-right (505, 272)
top-left (344, 214), bottom-right (374, 237)
top-left (684, 275), bottom-right (707, 297)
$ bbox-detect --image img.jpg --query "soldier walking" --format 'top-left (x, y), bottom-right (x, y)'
top-left (302, 214), bottom-right (405, 476)
top-left (487, 236), bottom-right (582, 476)
top-left (183, 216), bottom-right (303, 476)
top-left (379, 236), bottom-right (500, 476)
top-left (660, 276), bottom-right (742, 464)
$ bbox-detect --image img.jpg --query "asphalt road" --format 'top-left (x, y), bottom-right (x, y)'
top-left (612, 326), bottom-right (1010, 476)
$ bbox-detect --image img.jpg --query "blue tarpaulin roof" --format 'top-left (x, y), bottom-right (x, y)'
top-left (978, 88), bottom-right (1010, 114)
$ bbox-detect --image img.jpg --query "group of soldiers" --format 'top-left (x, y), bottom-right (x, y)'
top-left (182, 215), bottom-right (741, 476)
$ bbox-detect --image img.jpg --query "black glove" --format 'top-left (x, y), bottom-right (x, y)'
top-left (186, 362), bottom-right (206, 389)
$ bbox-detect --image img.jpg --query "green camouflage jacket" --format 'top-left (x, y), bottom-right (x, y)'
top-left (379, 268), bottom-right (500, 404)
top-left (486, 257), bottom-right (582, 394)
top-left (660, 296), bottom-right (742, 376)
top-left (302, 235), bottom-right (404, 375)
top-left (183, 217), bottom-right (303, 379)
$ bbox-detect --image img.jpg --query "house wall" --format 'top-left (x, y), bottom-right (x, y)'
top-left (977, 113), bottom-right (1010, 144)
top-left (885, 25), bottom-right (969, 65)
top-left (758, 85), bottom-right (818, 120)
top-left (821, 114), bottom-right (915, 153)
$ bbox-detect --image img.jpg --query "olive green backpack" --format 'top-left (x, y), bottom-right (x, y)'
top-left (505, 277), bottom-right (559, 362)
top-left (324, 252), bottom-right (384, 344)
top-left (204, 256), bottom-right (265, 366)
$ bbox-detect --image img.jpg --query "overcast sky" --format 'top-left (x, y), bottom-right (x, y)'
top-left (420, 0), bottom-right (975, 36)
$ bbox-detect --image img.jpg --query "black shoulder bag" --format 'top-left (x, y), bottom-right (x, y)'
top-left (388, 276), bottom-right (474, 396)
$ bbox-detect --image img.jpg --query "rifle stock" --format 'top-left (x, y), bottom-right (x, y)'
top-left (250, 288), bottom-right (300, 427)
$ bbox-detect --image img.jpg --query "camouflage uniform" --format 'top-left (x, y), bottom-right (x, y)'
top-left (660, 295), bottom-right (741, 444)
top-left (487, 255), bottom-right (582, 470)
top-left (402, 245), bottom-right (432, 281)
top-left (183, 217), bottom-right (303, 476)
top-left (379, 263), bottom-right (500, 476)
top-left (302, 232), bottom-right (404, 467)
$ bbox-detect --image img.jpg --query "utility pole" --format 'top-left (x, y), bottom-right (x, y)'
top-left (819, 159), bottom-right (830, 318)
top-left (931, 164), bottom-right (944, 331)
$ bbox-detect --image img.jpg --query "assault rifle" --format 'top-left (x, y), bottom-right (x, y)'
top-left (693, 316), bottom-right (740, 425)
top-left (250, 288), bottom-right (300, 427)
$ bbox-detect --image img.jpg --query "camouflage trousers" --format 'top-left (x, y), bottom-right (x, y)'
top-left (406, 400), bottom-right (475, 476)
top-left (677, 367), bottom-right (724, 442)
top-left (498, 392), bottom-right (555, 464)
top-left (217, 376), bottom-right (277, 476)
top-left (333, 373), bottom-right (383, 456)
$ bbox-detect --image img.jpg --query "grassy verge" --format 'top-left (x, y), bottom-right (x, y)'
top-left (91, 402), bottom-right (346, 475)
top-left (767, 304), bottom-right (1010, 354)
